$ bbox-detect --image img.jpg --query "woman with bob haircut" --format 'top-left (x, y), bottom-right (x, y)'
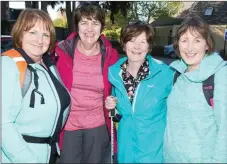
top-left (105, 21), bottom-right (174, 163)
top-left (1, 9), bottom-right (71, 163)
top-left (163, 15), bottom-right (227, 163)
top-left (54, 2), bottom-right (119, 163)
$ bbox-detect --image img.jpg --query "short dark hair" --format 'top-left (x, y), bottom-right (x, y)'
top-left (173, 15), bottom-right (215, 57)
top-left (74, 3), bottom-right (105, 32)
top-left (120, 21), bottom-right (154, 52)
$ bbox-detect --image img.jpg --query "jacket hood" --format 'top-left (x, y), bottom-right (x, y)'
top-left (170, 52), bottom-right (226, 82)
top-left (64, 32), bottom-right (114, 48)
top-left (56, 32), bottom-right (115, 60)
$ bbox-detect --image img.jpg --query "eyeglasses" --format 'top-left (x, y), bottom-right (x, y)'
top-left (77, 1), bottom-right (101, 9)
top-left (128, 20), bottom-right (147, 25)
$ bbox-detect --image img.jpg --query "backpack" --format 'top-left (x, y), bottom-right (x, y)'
top-left (2, 49), bottom-right (44, 107)
top-left (173, 71), bottom-right (214, 109)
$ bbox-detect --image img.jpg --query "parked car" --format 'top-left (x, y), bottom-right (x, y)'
top-left (164, 44), bottom-right (178, 59)
top-left (1, 35), bottom-right (12, 54)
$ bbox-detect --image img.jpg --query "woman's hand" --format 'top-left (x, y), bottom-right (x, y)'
top-left (105, 96), bottom-right (117, 110)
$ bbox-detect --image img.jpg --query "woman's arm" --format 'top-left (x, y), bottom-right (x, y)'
top-left (212, 65), bottom-right (227, 163)
top-left (1, 56), bottom-right (39, 163)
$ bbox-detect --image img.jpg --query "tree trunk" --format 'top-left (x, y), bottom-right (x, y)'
top-left (65, 1), bottom-right (73, 33)
top-left (110, 12), bottom-right (115, 24)
top-left (72, 1), bottom-right (76, 31)
top-left (72, 1), bottom-right (76, 11)
top-left (132, 2), bottom-right (139, 20)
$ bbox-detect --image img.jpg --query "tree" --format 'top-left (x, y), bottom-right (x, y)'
top-left (130, 1), bottom-right (183, 23)
top-left (41, 1), bottom-right (63, 14)
top-left (44, 2), bottom-right (73, 32)
top-left (38, 1), bottom-right (131, 33)
top-left (65, 2), bottom-right (73, 32)
top-left (102, 1), bottom-right (132, 24)
top-left (57, 1), bottom-right (132, 33)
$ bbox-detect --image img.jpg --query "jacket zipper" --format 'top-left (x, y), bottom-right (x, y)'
top-left (132, 83), bottom-right (141, 113)
top-left (37, 67), bottom-right (60, 135)
top-left (131, 68), bottom-right (162, 114)
top-left (36, 66), bottom-right (61, 162)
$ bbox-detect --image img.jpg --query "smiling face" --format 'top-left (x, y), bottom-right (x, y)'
top-left (179, 29), bottom-right (208, 72)
top-left (124, 32), bottom-right (149, 63)
top-left (22, 21), bottom-right (50, 61)
top-left (78, 17), bottom-right (102, 46)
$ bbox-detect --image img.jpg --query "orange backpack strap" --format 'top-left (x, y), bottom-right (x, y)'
top-left (3, 49), bottom-right (27, 87)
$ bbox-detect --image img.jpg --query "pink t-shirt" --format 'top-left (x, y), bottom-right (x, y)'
top-left (64, 48), bottom-right (105, 130)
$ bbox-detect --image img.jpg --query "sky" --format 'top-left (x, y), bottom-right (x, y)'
top-left (9, 1), bottom-right (26, 9)
top-left (9, 1), bottom-right (65, 20)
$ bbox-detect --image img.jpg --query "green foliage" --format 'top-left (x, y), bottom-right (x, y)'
top-left (102, 2), bottom-right (183, 40)
top-left (53, 18), bottom-right (68, 28)
top-left (105, 11), bottom-right (130, 29)
top-left (101, 1), bottom-right (132, 24)
top-left (153, 2), bottom-right (183, 19)
top-left (130, 2), bottom-right (183, 23)
top-left (103, 10), bottom-right (132, 40)
top-left (102, 28), bottom-right (121, 40)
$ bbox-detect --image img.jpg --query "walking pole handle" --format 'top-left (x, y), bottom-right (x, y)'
top-left (110, 109), bottom-right (115, 117)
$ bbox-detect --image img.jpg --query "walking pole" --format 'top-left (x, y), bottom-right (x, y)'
top-left (110, 109), bottom-right (115, 164)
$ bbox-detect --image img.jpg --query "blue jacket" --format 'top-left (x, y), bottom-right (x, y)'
top-left (1, 53), bottom-right (70, 163)
top-left (163, 53), bottom-right (227, 163)
top-left (108, 55), bottom-right (174, 163)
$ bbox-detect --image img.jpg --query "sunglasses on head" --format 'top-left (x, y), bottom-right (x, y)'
top-left (77, 1), bottom-right (101, 9)
top-left (128, 20), bottom-right (147, 25)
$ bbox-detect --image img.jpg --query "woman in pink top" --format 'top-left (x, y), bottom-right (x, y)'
top-left (54, 2), bottom-right (119, 163)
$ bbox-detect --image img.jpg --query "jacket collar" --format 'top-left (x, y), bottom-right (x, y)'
top-left (56, 32), bottom-right (115, 73)
top-left (109, 54), bottom-right (164, 89)
top-left (15, 48), bottom-right (53, 68)
top-left (57, 32), bottom-right (113, 58)
top-left (170, 52), bottom-right (226, 82)
top-left (15, 48), bottom-right (35, 64)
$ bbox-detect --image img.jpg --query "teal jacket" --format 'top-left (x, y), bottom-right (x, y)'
top-left (163, 53), bottom-right (227, 163)
top-left (109, 55), bottom-right (174, 163)
top-left (1, 54), bottom-right (70, 163)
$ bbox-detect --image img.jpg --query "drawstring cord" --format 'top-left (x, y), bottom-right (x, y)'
top-left (27, 65), bottom-right (45, 108)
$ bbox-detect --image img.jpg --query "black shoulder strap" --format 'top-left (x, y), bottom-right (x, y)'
top-left (173, 71), bottom-right (181, 85)
top-left (202, 74), bottom-right (214, 108)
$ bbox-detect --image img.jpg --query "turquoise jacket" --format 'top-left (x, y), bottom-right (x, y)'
top-left (1, 54), bottom-right (70, 163)
top-left (108, 55), bottom-right (174, 163)
top-left (163, 53), bottom-right (227, 163)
